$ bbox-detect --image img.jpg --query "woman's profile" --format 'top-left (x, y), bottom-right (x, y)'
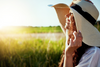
top-left (51, 0), bottom-right (100, 67)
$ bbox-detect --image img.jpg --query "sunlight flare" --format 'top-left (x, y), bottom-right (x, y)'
top-left (0, 1), bottom-right (33, 27)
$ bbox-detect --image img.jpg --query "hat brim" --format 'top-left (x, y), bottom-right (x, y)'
top-left (51, 4), bottom-right (70, 26)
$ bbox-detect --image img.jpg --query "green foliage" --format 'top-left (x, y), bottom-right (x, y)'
top-left (0, 37), bottom-right (65, 67)
top-left (0, 24), bottom-right (100, 34)
top-left (0, 26), bottom-right (62, 34)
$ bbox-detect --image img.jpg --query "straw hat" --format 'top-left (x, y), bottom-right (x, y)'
top-left (51, 0), bottom-right (100, 46)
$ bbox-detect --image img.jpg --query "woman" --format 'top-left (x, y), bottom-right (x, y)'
top-left (59, 11), bottom-right (100, 67)
top-left (59, 12), bottom-right (84, 67)
top-left (60, 0), bottom-right (100, 67)
top-left (51, 0), bottom-right (100, 67)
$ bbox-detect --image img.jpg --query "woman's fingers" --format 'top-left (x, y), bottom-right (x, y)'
top-left (66, 31), bottom-right (83, 54)
top-left (76, 31), bottom-right (83, 47)
top-left (70, 31), bottom-right (83, 47)
top-left (69, 39), bottom-right (73, 47)
top-left (78, 31), bottom-right (83, 40)
top-left (73, 31), bottom-right (77, 42)
top-left (73, 31), bottom-right (83, 40)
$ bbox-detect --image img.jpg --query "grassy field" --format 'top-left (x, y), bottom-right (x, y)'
top-left (0, 25), bottom-right (100, 67)
top-left (0, 26), bottom-right (64, 67)
top-left (0, 25), bottom-right (100, 34)
top-left (0, 26), bottom-right (62, 34)
top-left (0, 36), bottom-right (65, 67)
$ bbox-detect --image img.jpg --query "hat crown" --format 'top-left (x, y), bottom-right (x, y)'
top-left (75, 1), bottom-right (99, 20)
top-left (71, 1), bottom-right (100, 46)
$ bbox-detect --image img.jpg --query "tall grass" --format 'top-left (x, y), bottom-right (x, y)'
top-left (0, 24), bottom-right (99, 67)
top-left (0, 36), bottom-right (65, 67)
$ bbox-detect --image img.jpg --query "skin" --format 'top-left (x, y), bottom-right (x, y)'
top-left (60, 0), bottom-right (93, 67)
top-left (63, 12), bottom-right (83, 67)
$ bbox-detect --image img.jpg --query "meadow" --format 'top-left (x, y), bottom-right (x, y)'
top-left (0, 24), bottom-right (100, 34)
top-left (0, 33), bottom-right (65, 67)
top-left (0, 24), bottom-right (100, 67)
top-left (0, 26), bottom-right (62, 34)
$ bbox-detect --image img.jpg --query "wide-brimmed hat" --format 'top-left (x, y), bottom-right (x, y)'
top-left (51, 0), bottom-right (100, 46)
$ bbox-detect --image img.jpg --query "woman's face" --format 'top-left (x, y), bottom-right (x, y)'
top-left (65, 11), bottom-right (77, 45)
top-left (65, 12), bottom-right (75, 30)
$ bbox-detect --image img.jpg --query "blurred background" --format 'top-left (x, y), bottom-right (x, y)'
top-left (0, 0), bottom-right (100, 67)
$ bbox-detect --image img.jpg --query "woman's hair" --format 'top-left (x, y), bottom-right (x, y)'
top-left (58, 15), bottom-right (92, 67)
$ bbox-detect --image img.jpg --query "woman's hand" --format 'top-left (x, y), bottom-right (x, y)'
top-left (65, 31), bottom-right (83, 55)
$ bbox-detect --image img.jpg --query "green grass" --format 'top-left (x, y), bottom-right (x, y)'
top-left (0, 25), bottom-right (100, 34)
top-left (0, 26), bottom-right (63, 34)
top-left (0, 37), bottom-right (65, 67)
top-left (0, 24), bottom-right (100, 67)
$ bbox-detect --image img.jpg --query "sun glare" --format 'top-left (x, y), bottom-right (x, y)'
top-left (0, 26), bottom-right (3, 29)
top-left (0, 1), bottom-right (33, 27)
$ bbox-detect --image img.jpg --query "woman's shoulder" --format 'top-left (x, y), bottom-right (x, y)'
top-left (79, 46), bottom-right (100, 63)
top-left (86, 46), bottom-right (100, 53)
top-left (80, 46), bottom-right (100, 61)
top-left (76, 46), bottom-right (100, 67)
top-left (84, 46), bottom-right (100, 56)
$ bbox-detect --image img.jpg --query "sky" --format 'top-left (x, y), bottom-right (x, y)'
top-left (0, 0), bottom-right (100, 28)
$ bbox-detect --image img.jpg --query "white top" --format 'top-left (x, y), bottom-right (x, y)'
top-left (76, 46), bottom-right (100, 67)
